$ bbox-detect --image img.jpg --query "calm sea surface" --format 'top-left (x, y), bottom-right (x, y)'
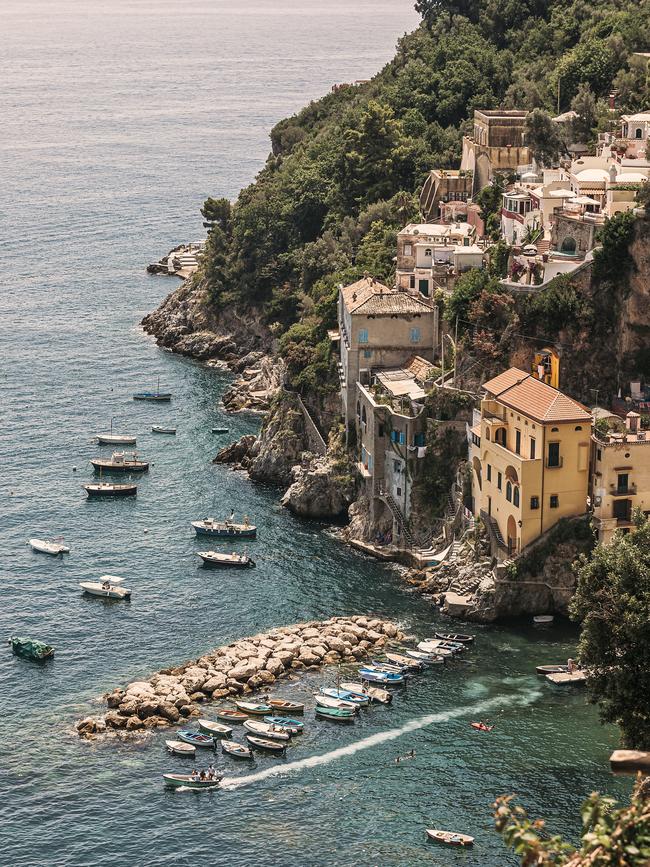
top-left (0, 2), bottom-right (628, 865)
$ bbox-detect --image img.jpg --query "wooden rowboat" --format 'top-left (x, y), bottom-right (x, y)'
top-left (315, 705), bottom-right (355, 721)
top-left (536, 664), bottom-right (569, 676)
top-left (405, 650), bottom-right (445, 665)
top-left (340, 682), bottom-right (392, 705)
top-left (245, 734), bottom-right (286, 754)
top-left (198, 719), bottom-right (233, 738)
top-left (314, 694), bottom-right (358, 712)
top-left (426, 829), bottom-right (474, 847)
top-left (268, 698), bottom-right (304, 713)
top-left (212, 427), bottom-right (229, 434)
top-left (215, 708), bottom-right (248, 723)
top-left (434, 632), bottom-right (474, 644)
top-left (533, 615), bottom-right (554, 625)
top-left (357, 667), bottom-right (404, 684)
top-left (320, 687), bottom-right (369, 706)
top-left (235, 700), bottom-right (272, 716)
top-left (263, 716), bottom-right (304, 733)
top-left (370, 660), bottom-right (411, 675)
top-left (163, 773), bottom-right (219, 789)
top-left (243, 719), bottom-right (290, 741)
top-left (165, 740), bottom-right (196, 757)
top-left (385, 652), bottom-right (423, 670)
top-left (152, 426), bottom-right (176, 434)
top-left (221, 740), bottom-right (253, 759)
top-left (176, 730), bottom-right (216, 748)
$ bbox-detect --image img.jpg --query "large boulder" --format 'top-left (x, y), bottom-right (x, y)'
top-left (105, 710), bottom-right (128, 730)
top-left (265, 657), bottom-right (285, 676)
top-left (281, 454), bottom-right (357, 519)
top-left (202, 673), bottom-right (228, 693)
top-left (179, 667), bottom-right (208, 693)
top-left (157, 702), bottom-right (180, 723)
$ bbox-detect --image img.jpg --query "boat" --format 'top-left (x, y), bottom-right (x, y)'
top-left (405, 650), bottom-right (445, 665)
top-left (134, 376), bottom-right (172, 402)
top-left (166, 740), bottom-right (196, 757)
top-left (221, 740), bottom-right (253, 759)
top-left (315, 705), bottom-right (355, 721)
top-left (197, 719), bottom-right (233, 738)
top-left (340, 682), bottom-right (392, 705)
top-left (320, 687), bottom-right (369, 706)
top-left (470, 721), bottom-right (494, 732)
top-left (385, 652), bottom-right (423, 670)
top-left (370, 660), bottom-right (411, 675)
top-left (198, 551), bottom-right (255, 569)
top-left (417, 641), bottom-right (454, 657)
top-left (163, 773), bottom-right (220, 789)
top-left (245, 734), bottom-right (286, 754)
top-left (83, 482), bottom-right (137, 498)
top-left (426, 829), bottom-right (474, 847)
top-left (235, 700), bottom-right (272, 716)
top-left (91, 451), bottom-right (149, 474)
top-left (152, 426), bottom-right (176, 435)
top-left (534, 615), bottom-right (554, 625)
top-left (192, 518), bottom-right (257, 539)
top-left (79, 576), bottom-right (131, 600)
top-left (422, 637), bottom-right (465, 651)
top-left (314, 694), bottom-right (358, 712)
top-left (215, 708), bottom-right (248, 723)
top-left (176, 730), bottom-right (217, 748)
top-left (97, 434), bottom-right (137, 445)
top-left (29, 538), bottom-right (70, 556)
top-left (357, 667), bottom-right (405, 685)
top-left (243, 719), bottom-right (291, 741)
top-left (536, 664), bottom-right (570, 676)
top-left (263, 716), bottom-right (304, 733)
top-left (268, 698), bottom-right (304, 714)
top-left (434, 632), bottom-right (474, 644)
top-left (8, 636), bottom-right (54, 661)
top-left (212, 427), bottom-right (229, 434)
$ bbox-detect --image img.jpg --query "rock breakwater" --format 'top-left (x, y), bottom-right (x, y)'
top-left (76, 616), bottom-right (404, 738)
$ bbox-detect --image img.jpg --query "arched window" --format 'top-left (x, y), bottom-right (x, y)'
top-left (424, 248), bottom-right (432, 257)
top-left (561, 236), bottom-right (576, 254)
top-left (551, 427), bottom-right (559, 432)
top-left (506, 481), bottom-right (512, 502)
top-left (575, 425), bottom-right (582, 431)
top-left (636, 127), bottom-right (643, 139)
top-left (513, 486), bottom-right (520, 507)
top-left (356, 401), bottom-right (361, 419)
top-left (485, 429), bottom-right (491, 441)
top-left (495, 427), bottom-right (507, 447)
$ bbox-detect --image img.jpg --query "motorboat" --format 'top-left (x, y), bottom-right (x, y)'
top-left (176, 730), bottom-right (217, 748)
top-left (91, 451), bottom-right (149, 474)
top-left (339, 681), bottom-right (392, 704)
top-left (470, 721), bottom-right (494, 732)
top-left (268, 698), bottom-right (304, 714)
top-left (245, 734), bottom-right (286, 754)
top-left (320, 687), bottom-right (369, 706)
top-left (163, 773), bottom-right (220, 789)
top-left (235, 700), bottom-right (272, 716)
top-left (534, 615), bottom-right (554, 625)
top-left (166, 740), bottom-right (196, 757)
top-left (197, 719), bottom-right (233, 738)
top-left (426, 829), bottom-right (474, 847)
top-left (314, 694), bottom-right (358, 712)
top-left (198, 551), bottom-right (255, 569)
top-left (83, 482), bottom-right (137, 498)
top-left (262, 716), bottom-right (304, 734)
top-left (243, 719), bottom-right (290, 741)
top-left (192, 518), bottom-right (257, 539)
top-left (134, 377), bottom-right (171, 402)
top-left (215, 708), bottom-right (248, 723)
top-left (29, 538), bottom-right (70, 556)
top-left (8, 636), bottom-right (54, 660)
top-left (152, 426), bottom-right (176, 435)
top-left (221, 740), bottom-right (253, 759)
top-left (536, 664), bottom-right (570, 676)
top-left (212, 427), bottom-right (229, 434)
top-left (79, 576), bottom-right (131, 600)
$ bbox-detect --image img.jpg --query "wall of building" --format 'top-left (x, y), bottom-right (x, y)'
top-left (551, 213), bottom-right (596, 254)
top-left (592, 437), bottom-right (650, 543)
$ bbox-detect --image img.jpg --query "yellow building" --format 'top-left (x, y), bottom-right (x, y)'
top-left (470, 368), bottom-right (592, 558)
top-left (591, 412), bottom-right (650, 544)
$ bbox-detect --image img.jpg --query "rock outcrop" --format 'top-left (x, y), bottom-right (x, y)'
top-left (281, 454), bottom-right (357, 520)
top-left (212, 434), bottom-right (258, 470)
top-left (76, 616), bottom-right (406, 737)
top-left (246, 392), bottom-right (308, 486)
top-left (221, 353), bottom-right (284, 414)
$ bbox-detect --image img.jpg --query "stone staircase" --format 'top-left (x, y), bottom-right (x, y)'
top-left (480, 509), bottom-right (507, 550)
top-left (382, 493), bottom-right (415, 548)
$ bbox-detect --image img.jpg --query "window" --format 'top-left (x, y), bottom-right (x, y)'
top-left (393, 460), bottom-right (401, 473)
top-left (497, 472), bottom-right (502, 491)
top-left (547, 442), bottom-right (561, 467)
top-left (391, 431), bottom-right (398, 443)
top-left (414, 432), bottom-right (426, 447)
top-left (356, 401), bottom-right (361, 419)
top-left (404, 243), bottom-right (412, 256)
top-left (399, 431), bottom-right (405, 445)
top-left (363, 349), bottom-right (372, 358)
top-left (495, 428), bottom-right (506, 447)
top-left (530, 496), bottom-right (539, 510)
top-left (636, 127), bottom-right (643, 139)
top-left (410, 327), bottom-right (421, 343)
top-left (513, 486), bottom-right (520, 507)
top-left (551, 427), bottom-right (559, 432)
top-left (368, 454), bottom-right (373, 471)
top-left (597, 448), bottom-right (602, 461)
top-left (409, 275), bottom-right (416, 289)
top-left (378, 424), bottom-right (385, 438)
top-left (617, 473), bottom-right (629, 493)
top-left (515, 430), bottom-right (521, 455)
top-left (575, 425), bottom-right (582, 431)
top-left (396, 487), bottom-right (402, 497)
top-left (530, 438), bottom-right (536, 460)
top-left (506, 481), bottom-right (512, 502)
top-left (358, 328), bottom-right (368, 344)
top-left (550, 495), bottom-right (559, 509)
top-left (486, 464), bottom-right (492, 482)
top-left (424, 248), bottom-right (432, 257)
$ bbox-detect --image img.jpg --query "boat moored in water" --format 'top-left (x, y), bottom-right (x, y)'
top-left (97, 433), bottom-right (137, 445)
top-left (198, 551), bottom-right (255, 569)
top-left (176, 730), bottom-right (217, 748)
top-left (405, 649), bottom-right (445, 665)
top-left (340, 682), bottom-right (392, 704)
top-left (235, 700), bottom-right (272, 716)
top-left (315, 705), bottom-right (355, 721)
top-left (197, 719), bottom-right (233, 738)
top-left (262, 716), bottom-right (304, 733)
top-left (243, 719), bottom-right (291, 741)
top-left (91, 451), bottom-right (149, 474)
top-left (385, 652), bottom-right (423, 670)
top-left (268, 698), bottom-right (304, 714)
top-left (245, 734), bottom-right (286, 754)
top-left (166, 740), bottom-right (196, 757)
top-left (534, 615), bottom-right (554, 625)
top-left (314, 694), bottom-right (358, 712)
top-left (151, 426), bottom-right (176, 435)
top-left (163, 773), bottom-right (220, 789)
top-left (426, 829), bottom-right (474, 847)
top-left (215, 708), bottom-right (248, 723)
top-left (357, 667), bottom-right (405, 685)
top-left (536, 664), bottom-right (570, 676)
top-left (8, 636), bottom-right (54, 661)
top-left (212, 427), bottom-right (229, 434)
top-left (221, 740), bottom-right (253, 759)
top-left (83, 482), bottom-right (137, 498)
top-left (434, 632), bottom-right (474, 644)
top-left (79, 576), bottom-right (131, 599)
top-left (29, 538), bottom-right (70, 556)
top-left (192, 518), bottom-right (257, 539)
top-left (134, 377), bottom-right (171, 402)
top-left (320, 687), bottom-right (369, 706)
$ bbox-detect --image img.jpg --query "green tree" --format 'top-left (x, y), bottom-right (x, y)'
top-left (476, 175), bottom-right (506, 241)
top-left (570, 83), bottom-right (598, 143)
top-left (525, 108), bottom-right (563, 166)
top-left (415, 0), bottom-right (480, 28)
top-left (445, 268), bottom-right (494, 330)
top-left (201, 197), bottom-right (232, 233)
top-left (571, 519), bottom-right (650, 749)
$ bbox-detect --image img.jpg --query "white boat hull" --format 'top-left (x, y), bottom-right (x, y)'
top-left (79, 581), bottom-right (131, 599)
top-left (29, 538), bottom-right (70, 555)
top-left (97, 435), bottom-right (137, 445)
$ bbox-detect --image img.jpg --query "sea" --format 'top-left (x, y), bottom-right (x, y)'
top-left (0, 2), bottom-right (629, 865)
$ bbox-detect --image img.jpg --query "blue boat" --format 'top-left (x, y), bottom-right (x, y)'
top-left (176, 730), bottom-right (216, 748)
top-left (320, 687), bottom-right (369, 706)
top-left (358, 667), bottom-right (404, 685)
top-left (192, 519), bottom-right (257, 539)
top-left (133, 376), bottom-right (171, 402)
top-left (263, 716), bottom-right (304, 733)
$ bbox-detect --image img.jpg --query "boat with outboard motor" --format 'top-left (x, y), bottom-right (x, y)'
top-left (315, 705), bottom-right (355, 721)
top-left (8, 636), bottom-right (54, 661)
top-left (91, 451), bottom-right (149, 474)
top-left (221, 740), bottom-right (253, 759)
top-left (320, 687), bottom-right (369, 706)
top-left (79, 576), bottom-right (131, 599)
top-left (268, 698), bottom-right (304, 713)
top-left (357, 667), bottom-right (405, 685)
top-left (192, 518), bottom-right (257, 539)
top-left (166, 740), bottom-right (196, 757)
top-left (235, 700), bottom-right (272, 716)
top-left (198, 551), bottom-right (255, 568)
top-left (83, 481), bottom-right (137, 498)
top-left (152, 426), bottom-right (176, 435)
top-left (29, 538), bottom-right (70, 556)
top-left (243, 719), bottom-right (291, 741)
top-left (163, 773), bottom-right (220, 789)
top-left (314, 694), bottom-right (358, 712)
top-left (426, 829), bottom-right (474, 847)
top-left (245, 734), bottom-right (286, 754)
top-left (263, 717), bottom-right (304, 734)
top-left (197, 719), bottom-right (233, 738)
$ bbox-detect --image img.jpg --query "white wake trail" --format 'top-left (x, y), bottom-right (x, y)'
top-left (220, 690), bottom-right (540, 789)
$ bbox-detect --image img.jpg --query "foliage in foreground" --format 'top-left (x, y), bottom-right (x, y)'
top-left (494, 777), bottom-right (650, 865)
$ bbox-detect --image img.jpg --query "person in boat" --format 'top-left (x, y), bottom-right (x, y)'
top-left (190, 769), bottom-right (199, 781)
top-left (102, 580), bottom-right (110, 590)
top-left (567, 657), bottom-right (576, 673)
top-left (199, 770), bottom-right (206, 781)
top-left (207, 764), bottom-right (216, 779)
top-left (243, 514), bottom-right (249, 527)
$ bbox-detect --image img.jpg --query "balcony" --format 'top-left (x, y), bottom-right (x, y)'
top-left (545, 457), bottom-right (564, 469)
top-left (611, 485), bottom-right (637, 496)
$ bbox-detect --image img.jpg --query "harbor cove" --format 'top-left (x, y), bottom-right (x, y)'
top-left (3, 0), bottom-right (649, 865)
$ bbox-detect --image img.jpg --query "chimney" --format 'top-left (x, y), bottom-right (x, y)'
top-left (626, 411), bottom-right (640, 433)
top-left (352, 292), bottom-right (357, 303)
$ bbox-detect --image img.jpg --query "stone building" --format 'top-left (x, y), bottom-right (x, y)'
top-left (395, 222), bottom-right (480, 297)
top-left (461, 109), bottom-right (531, 193)
top-left (419, 169), bottom-right (473, 222)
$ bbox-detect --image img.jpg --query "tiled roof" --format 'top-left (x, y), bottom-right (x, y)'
top-left (483, 367), bottom-right (592, 424)
top-left (403, 355), bottom-right (436, 382)
top-left (340, 277), bottom-right (433, 315)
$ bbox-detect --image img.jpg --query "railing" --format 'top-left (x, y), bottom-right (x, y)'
top-left (611, 485), bottom-right (637, 496)
top-left (545, 456), bottom-right (564, 469)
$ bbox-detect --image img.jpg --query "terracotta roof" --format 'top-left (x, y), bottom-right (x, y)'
top-left (403, 355), bottom-right (436, 382)
top-left (340, 277), bottom-right (433, 315)
top-left (482, 367), bottom-right (592, 424)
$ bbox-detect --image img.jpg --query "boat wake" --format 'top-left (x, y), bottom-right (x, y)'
top-left (220, 690), bottom-right (540, 790)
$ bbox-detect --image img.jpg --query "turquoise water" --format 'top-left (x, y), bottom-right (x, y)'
top-left (0, 2), bottom-right (628, 865)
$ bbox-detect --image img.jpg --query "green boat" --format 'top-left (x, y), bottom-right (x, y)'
top-left (163, 773), bottom-right (221, 790)
top-left (9, 636), bottom-right (54, 661)
top-left (315, 705), bottom-right (355, 721)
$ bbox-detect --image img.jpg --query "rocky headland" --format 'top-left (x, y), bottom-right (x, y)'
top-left (76, 616), bottom-right (404, 738)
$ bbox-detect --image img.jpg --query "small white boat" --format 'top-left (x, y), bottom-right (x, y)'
top-left (29, 538), bottom-right (70, 556)
top-left (243, 719), bottom-right (291, 741)
top-left (339, 682), bottom-right (392, 705)
top-left (79, 575), bottom-right (131, 600)
top-left (197, 719), bottom-right (233, 738)
top-left (166, 739), bottom-right (196, 757)
top-left (533, 615), bottom-right (554, 625)
top-left (405, 649), bottom-right (445, 665)
top-left (152, 426), bottom-right (176, 435)
top-left (417, 641), bottom-right (454, 656)
top-left (97, 434), bottom-right (137, 445)
top-left (313, 694), bottom-right (358, 712)
top-left (198, 551), bottom-right (255, 569)
top-left (426, 829), bottom-right (474, 847)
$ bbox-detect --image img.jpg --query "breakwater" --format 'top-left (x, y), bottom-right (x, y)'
top-left (77, 616), bottom-right (404, 737)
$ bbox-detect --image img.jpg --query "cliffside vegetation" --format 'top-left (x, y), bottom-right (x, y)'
top-left (196, 0), bottom-right (650, 395)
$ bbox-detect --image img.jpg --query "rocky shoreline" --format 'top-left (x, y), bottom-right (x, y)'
top-left (76, 616), bottom-right (405, 738)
